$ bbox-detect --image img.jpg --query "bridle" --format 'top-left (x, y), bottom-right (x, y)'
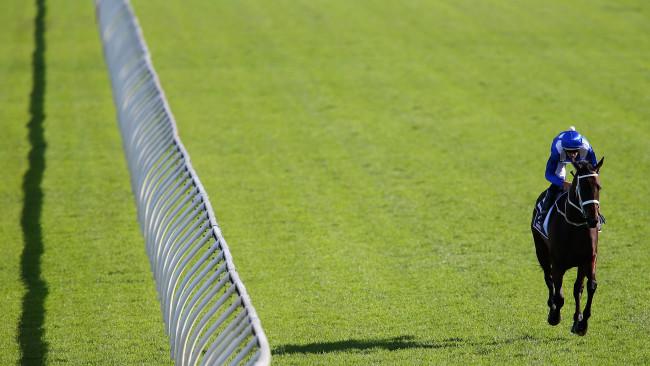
top-left (559, 172), bottom-right (600, 226)
top-left (569, 173), bottom-right (600, 214)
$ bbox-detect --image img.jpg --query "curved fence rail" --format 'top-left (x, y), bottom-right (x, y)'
top-left (95, 1), bottom-right (270, 365)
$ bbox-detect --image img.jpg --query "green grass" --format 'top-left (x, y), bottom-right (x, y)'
top-left (131, 0), bottom-right (650, 364)
top-left (1, 1), bottom-right (171, 364)
top-left (2, 0), bottom-right (649, 364)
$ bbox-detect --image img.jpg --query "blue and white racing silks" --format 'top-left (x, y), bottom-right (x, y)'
top-left (545, 130), bottom-right (598, 187)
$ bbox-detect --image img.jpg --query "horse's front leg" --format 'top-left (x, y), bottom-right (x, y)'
top-left (571, 266), bottom-right (586, 334)
top-left (548, 267), bottom-right (565, 326)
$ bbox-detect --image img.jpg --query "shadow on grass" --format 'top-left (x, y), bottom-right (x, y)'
top-left (273, 335), bottom-right (462, 355)
top-left (17, 0), bottom-right (48, 365)
top-left (273, 334), bottom-right (567, 356)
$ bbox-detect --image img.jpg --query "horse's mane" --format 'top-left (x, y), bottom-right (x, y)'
top-left (574, 160), bottom-right (594, 173)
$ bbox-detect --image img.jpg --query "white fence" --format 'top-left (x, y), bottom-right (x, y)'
top-left (95, 1), bottom-right (271, 365)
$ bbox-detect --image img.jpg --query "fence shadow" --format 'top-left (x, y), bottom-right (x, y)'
top-left (18, 0), bottom-right (48, 365)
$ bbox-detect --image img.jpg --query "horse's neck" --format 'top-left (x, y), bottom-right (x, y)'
top-left (555, 191), bottom-right (567, 208)
top-left (565, 187), bottom-right (583, 220)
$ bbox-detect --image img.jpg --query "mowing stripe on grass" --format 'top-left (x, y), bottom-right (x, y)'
top-left (2, 1), bottom-right (174, 364)
top-left (131, 1), bottom-right (650, 364)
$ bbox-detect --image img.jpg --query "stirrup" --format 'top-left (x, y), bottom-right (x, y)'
top-left (597, 213), bottom-right (605, 233)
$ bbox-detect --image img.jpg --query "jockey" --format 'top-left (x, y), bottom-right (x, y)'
top-left (536, 126), bottom-right (598, 227)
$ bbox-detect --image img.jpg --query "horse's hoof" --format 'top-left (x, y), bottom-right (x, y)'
top-left (571, 320), bottom-right (588, 336)
top-left (548, 311), bottom-right (561, 326)
top-left (573, 328), bottom-right (587, 336)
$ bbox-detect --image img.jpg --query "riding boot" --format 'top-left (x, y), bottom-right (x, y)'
top-left (536, 187), bottom-right (559, 228)
top-left (536, 194), bottom-right (551, 228)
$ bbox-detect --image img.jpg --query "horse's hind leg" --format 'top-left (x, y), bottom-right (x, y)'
top-left (548, 267), bottom-right (566, 326)
top-left (571, 266), bottom-right (586, 334)
top-left (533, 235), bottom-right (554, 315)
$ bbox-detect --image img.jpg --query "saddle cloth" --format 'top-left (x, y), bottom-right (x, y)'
top-left (534, 197), bottom-right (561, 238)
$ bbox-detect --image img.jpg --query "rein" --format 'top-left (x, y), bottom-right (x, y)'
top-left (556, 172), bottom-right (600, 227)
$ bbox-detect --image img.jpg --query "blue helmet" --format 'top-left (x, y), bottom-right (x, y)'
top-left (561, 130), bottom-right (583, 150)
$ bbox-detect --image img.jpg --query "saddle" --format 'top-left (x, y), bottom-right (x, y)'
top-left (534, 193), bottom-right (605, 237)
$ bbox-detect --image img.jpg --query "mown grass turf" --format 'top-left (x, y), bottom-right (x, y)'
top-left (131, 0), bottom-right (650, 364)
top-left (2, 0), bottom-right (649, 365)
top-left (1, 2), bottom-right (33, 363)
top-left (1, 1), bottom-right (172, 364)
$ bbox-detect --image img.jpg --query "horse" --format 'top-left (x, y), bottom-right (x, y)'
top-left (531, 157), bottom-right (604, 336)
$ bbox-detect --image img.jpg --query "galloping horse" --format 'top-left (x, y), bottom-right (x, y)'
top-left (531, 157), bottom-right (604, 336)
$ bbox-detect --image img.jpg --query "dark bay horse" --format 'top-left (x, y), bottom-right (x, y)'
top-left (531, 158), bottom-right (604, 336)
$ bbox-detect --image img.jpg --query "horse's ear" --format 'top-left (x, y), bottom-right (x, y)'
top-left (570, 171), bottom-right (575, 178)
top-left (595, 156), bottom-right (605, 172)
top-left (572, 161), bottom-right (579, 171)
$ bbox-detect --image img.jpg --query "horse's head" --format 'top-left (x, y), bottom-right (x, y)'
top-left (571, 157), bottom-right (604, 228)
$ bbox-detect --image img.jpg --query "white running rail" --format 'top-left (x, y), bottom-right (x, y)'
top-left (95, 1), bottom-right (271, 365)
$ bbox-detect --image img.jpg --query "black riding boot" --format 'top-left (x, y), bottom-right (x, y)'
top-left (537, 184), bottom-right (562, 227)
top-left (539, 191), bottom-right (554, 216)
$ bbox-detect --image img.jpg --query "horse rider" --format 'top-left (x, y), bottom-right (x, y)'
top-left (535, 126), bottom-right (600, 229)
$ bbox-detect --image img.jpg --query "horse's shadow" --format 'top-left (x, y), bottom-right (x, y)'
top-left (273, 335), bottom-right (458, 355)
top-left (273, 334), bottom-right (564, 355)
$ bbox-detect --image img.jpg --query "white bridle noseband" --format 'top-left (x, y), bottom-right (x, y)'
top-left (567, 173), bottom-right (600, 218)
